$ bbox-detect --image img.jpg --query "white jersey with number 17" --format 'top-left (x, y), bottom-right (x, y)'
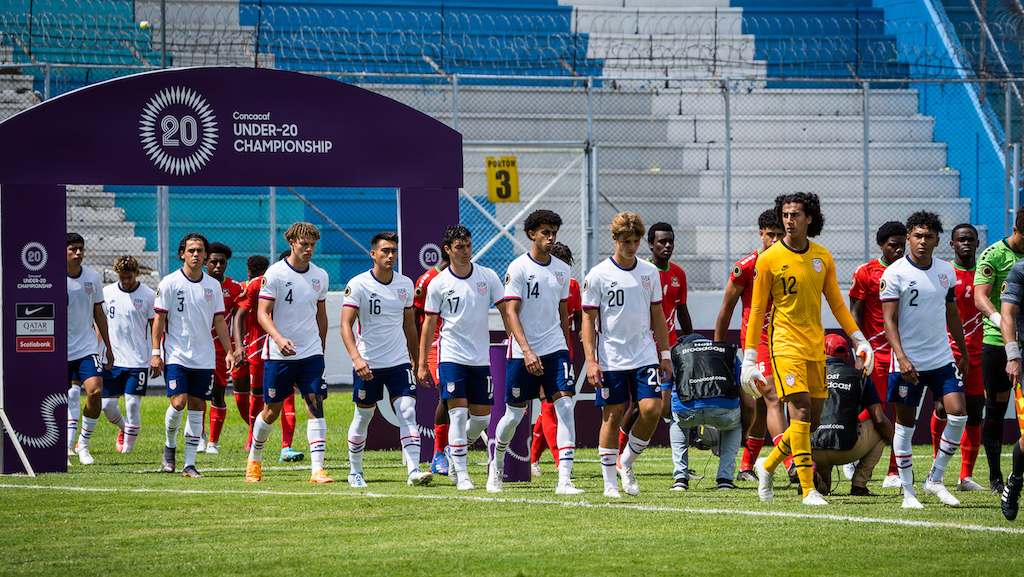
top-left (582, 257), bottom-right (662, 372)
top-left (259, 259), bottom-right (329, 361)
top-left (425, 264), bottom-right (504, 366)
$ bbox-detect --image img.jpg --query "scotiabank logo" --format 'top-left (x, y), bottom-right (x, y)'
top-left (16, 337), bottom-right (54, 352)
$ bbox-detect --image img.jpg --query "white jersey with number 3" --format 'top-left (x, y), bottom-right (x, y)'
top-left (154, 269), bottom-right (225, 370)
top-left (103, 282), bottom-right (156, 369)
top-left (67, 266), bottom-right (104, 361)
top-left (425, 264), bottom-right (504, 366)
top-left (879, 255), bottom-right (956, 372)
top-left (344, 269), bottom-right (414, 369)
top-left (503, 252), bottom-right (570, 359)
top-left (259, 259), bottom-right (329, 361)
top-left (582, 257), bottom-right (662, 371)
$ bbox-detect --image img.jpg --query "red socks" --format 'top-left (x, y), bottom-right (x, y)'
top-left (209, 406), bottom-right (227, 443)
top-left (281, 394), bottom-right (296, 449)
top-left (961, 424), bottom-right (981, 480)
top-left (741, 435), bottom-right (765, 471)
top-left (434, 423), bottom-right (449, 454)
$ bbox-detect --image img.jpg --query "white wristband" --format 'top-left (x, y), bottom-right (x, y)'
top-left (661, 350), bottom-right (671, 361)
top-left (1006, 342), bottom-right (1021, 361)
top-left (152, 349), bottom-right (162, 357)
top-left (989, 312), bottom-right (1003, 326)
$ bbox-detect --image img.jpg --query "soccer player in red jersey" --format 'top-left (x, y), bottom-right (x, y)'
top-left (413, 249), bottom-right (451, 475)
top-left (849, 221), bottom-right (906, 487)
top-left (203, 242), bottom-right (244, 455)
top-left (931, 223), bottom-right (986, 491)
top-left (530, 242), bottom-right (582, 476)
top-left (616, 223), bottom-right (692, 458)
top-left (714, 209), bottom-right (787, 483)
top-left (233, 253), bottom-right (303, 462)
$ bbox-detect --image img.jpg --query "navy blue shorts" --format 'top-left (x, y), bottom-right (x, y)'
top-left (264, 355), bottom-right (326, 403)
top-left (596, 365), bottom-right (663, 407)
top-left (439, 362), bottom-right (493, 405)
top-left (353, 363), bottom-right (416, 405)
top-left (103, 367), bottom-right (148, 397)
top-left (887, 362), bottom-right (964, 407)
top-left (164, 364), bottom-right (214, 400)
top-left (505, 350), bottom-right (574, 403)
top-left (68, 355), bottom-right (102, 384)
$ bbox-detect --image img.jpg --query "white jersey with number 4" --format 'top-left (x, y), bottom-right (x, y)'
top-left (425, 264), bottom-right (504, 366)
top-left (344, 269), bottom-right (414, 369)
top-left (879, 255), bottom-right (956, 372)
top-left (154, 269), bottom-right (225, 370)
top-left (103, 282), bottom-right (156, 369)
top-left (504, 252), bottom-right (571, 359)
top-left (259, 259), bottom-right (329, 361)
top-left (67, 266), bottom-right (104, 361)
top-left (582, 257), bottom-right (662, 372)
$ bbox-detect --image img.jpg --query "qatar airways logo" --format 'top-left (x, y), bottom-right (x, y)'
top-left (140, 87), bottom-right (218, 175)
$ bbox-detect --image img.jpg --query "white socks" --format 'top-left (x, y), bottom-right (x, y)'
top-left (67, 385), bottom-right (81, 450)
top-left (930, 413), bottom-right (967, 483)
top-left (620, 432), bottom-right (650, 468)
top-left (493, 405), bottom-right (527, 473)
top-left (468, 414), bottom-right (490, 443)
top-left (77, 416), bottom-right (98, 449)
top-left (101, 398), bottom-right (125, 431)
top-left (347, 405), bottom-right (374, 473)
top-left (249, 414), bottom-right (273, 462)
top-left (894, 422), bottom-right (916, 496)
top-left (183, 410), bottom-right (203, 467)
top-left (308, 417), bottom-right (327, 474)
top-left (164, 405), bottom-right (184, 449)
top-left (553, 396), bottom-right (576, 484)
top-left (124, 395), bottom-right (142, 453)
top-left (600, 447), bottom-right (619, 488)
top-left (448, 407), bottom-right (470, 479)
top-left (394, 396), bottom-right (420, 475)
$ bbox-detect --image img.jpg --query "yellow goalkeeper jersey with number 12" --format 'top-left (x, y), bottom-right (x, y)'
top-left (744, 239), bottom-right (860, 362)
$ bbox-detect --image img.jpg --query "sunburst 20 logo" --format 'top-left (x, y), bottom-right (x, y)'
top-left (140, 87), bottom-right (218, 175)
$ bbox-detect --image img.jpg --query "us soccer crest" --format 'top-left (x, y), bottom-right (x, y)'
top-left (398, 288), bottom-right (407, 301)
top-left (133, 298), bottom-right (143, 309)
top-left (268, 388), bottom-right (276, 398)
top-left (555, 271), bottom-right (564, 285)
top-left (313, 279), bottom-right (321, 291)
top-left (446, 382), bottom-right (456, 393)
top-left (169, 379), bottom-right (177, 390)
top-left (812, 258), bottom-right (823, 272)
top-left (357, 389), bottom-right (366, 400)
top-left (938, 274), bottom-right (949, 288)
top-left (899, 384), bottom-right (908, 398)
top-left (601, 388), bottom-right (610, 399)
top-left (84, 282), bottom-right (94, 294)
top-left (512, 387), bottom-right (521, 398)
top-left (477, 282), bottom-right (487, 295)
top-left (785, 374), bottom-right (795, 388)
top-left (204, 288), bottom-right (214, 300)
top-left (641, 275), bottom-right (651, 289)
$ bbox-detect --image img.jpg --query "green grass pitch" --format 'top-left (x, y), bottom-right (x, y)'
top-left (2, 395), bottom-right (1021, 576)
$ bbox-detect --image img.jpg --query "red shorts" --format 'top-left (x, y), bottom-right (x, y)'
top-left (954, 351), bottom-right (984, 396)
top-left (756, 342), bottom-right (772, 377)
top-left (231, 359), bottom-right (248, 380)
top-left (428, 341), bottom-right (440, 383)
top-left (249, 358), bottom-right (265, 390)
top-left (214, 349), bottom-right (229, 387)
top-left (870, 353), bottom-right (891, 405)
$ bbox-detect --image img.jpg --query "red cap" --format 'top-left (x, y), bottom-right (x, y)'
top-left (824, 333), bottom-right (849, 357)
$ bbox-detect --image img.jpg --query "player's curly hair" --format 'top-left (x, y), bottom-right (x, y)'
top-left (67, 232), bottom-right (85, 246)
top-left (757, 209), bottom-right (780, 231)
top-left (284, 222), bottom-right (321, 242)
top-left (611, 212), bottom-right (646, 239)
top-left (247, 255), bottom-right (270, 277)
top-left (113, 255), bottom-right (139, 273)
top-left (177, 232), bottom-right (209, 262)
top-left (875, 221), bottom-right (908, 245)
top-left (774, 192), bottom-right (824, 238)
top-left (906, 211), bottom-right (943, 235)
top-left (371, 231), bottom-right (399, 249)
top-left (442, 225), bottom-right (472, 250)
top-left (523, 210), bottom-right (562, 235)
top-left (208, 242), bottom-right (232, 259)
top-left (951, 223), bottom-right (978, 239)
top-left (647, 222), bottom-right (674, 243)
top-left (551, 242), bottom-right (574, 266)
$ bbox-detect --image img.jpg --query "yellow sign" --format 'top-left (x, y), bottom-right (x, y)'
top-left (486, 156), bottom-right (519, 203)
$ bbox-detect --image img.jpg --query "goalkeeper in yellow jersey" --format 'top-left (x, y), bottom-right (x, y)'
top-left (743, 192), bottom-right (875, 505)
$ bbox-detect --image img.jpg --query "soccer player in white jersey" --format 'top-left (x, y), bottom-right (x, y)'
top-left (247, 222), bottom-right (332, 484)
top-left (101, 256), bottom-right (155, 454)
top-left (581, 213), bottom-right (674, 498)
top-left (489, 210), bottom-right (583, 495)
top-left (342, 231), bottom-right (432, 488)
top-left (417, 225), bottom-right (507, 490)
top-left (151, 233), bottom-right (233, 478)
top-left (67, 232), bottom-right (114, 465)
top-left (880, 211), bottom-right (970, 509)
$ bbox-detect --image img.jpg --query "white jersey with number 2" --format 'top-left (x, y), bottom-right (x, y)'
top-left (582, 257), bottom-right (662, 372)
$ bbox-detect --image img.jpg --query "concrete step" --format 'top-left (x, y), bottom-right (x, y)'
top-left (584, 33), bottom-right (758, 63)
top-left (67, 206), bottom-right (126, 223)
top-left (66, 186), bottom-right (116, 208)
top-left (100, 267), bottom-right (161, 290)
top-left (667, 114), bottom-right (934, 143)
top-left (80, 236), bottom-right (147, 255)
top-left (600, 64), bottom-right (769, 83)
top-left (653, 89), bottom-right (920, 117)
top-left (67, 221), bottom-right (137, 237)
top-left (135, 0), bottom-right (241, 27)
top-left (675, 197), bottom-right (973, 228)
top-left (561, 1), bottom-right (731, 7)
top-left (0, 74), bottom-right (34, 92)
top-left (571, 6), bottom-right (745, 36)
top-left (680, 226), bottom-right (980, 256)
top-left (0, 88), bottom-right (41, 105)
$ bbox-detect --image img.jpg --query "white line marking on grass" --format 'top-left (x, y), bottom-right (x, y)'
top-left (2, 483), bottom-right (1021, 535)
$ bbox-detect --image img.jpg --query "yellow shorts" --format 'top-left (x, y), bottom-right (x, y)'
top-left (770, 357), bottom-right (827, 400)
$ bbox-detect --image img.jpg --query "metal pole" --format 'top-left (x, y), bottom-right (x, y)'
top-left (863, 80), bottom-right (870, 262)
top-left (1007, 81), bottom-right (1013, 237)
top-left (157, 185), bottom-right (169, 275)
top-left (160, 0), bottom-right (166, 68)
top-left (580, 144), bottom-right (588, 278)
top-left (586, 76), bottom-right (594, 146)
top-left (723, 80), bottom-right (732, 272)
top-left (451, 74), bottom-right (458, 132)
top-left (269, 186), bottom-right (277, 259)
top-left (43, 63), bottom-right (50, 100)
top-left (590, 144), bottom-right (600, 270)
top-left (1014, 143), bottom-right (1021, 219)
